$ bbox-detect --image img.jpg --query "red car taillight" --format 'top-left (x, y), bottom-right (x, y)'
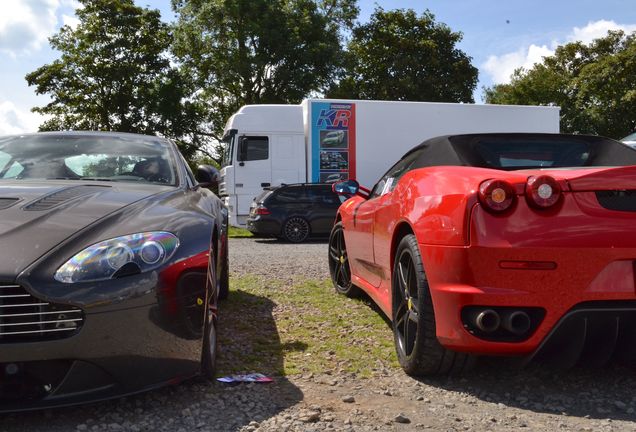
top-left (255, 205), bottom-right (271, 215)
top-left (525, 175), bottom-right (562, 209)
top-left (478, 179), bottom-right (516, 213)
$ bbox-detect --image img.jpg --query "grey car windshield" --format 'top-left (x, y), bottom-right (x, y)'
top-left (0, 134), bottom-right (177, 185)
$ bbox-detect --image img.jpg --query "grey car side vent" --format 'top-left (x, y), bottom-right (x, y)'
top-left (23, 185), bottom-right (110, 211)
top-left (0, 198), bottom-right (20, 210)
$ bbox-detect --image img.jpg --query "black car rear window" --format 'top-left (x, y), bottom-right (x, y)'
top-left (255, 190), bottom-right (273, 203)
top-left (271, 187), bottom-right (307, 203)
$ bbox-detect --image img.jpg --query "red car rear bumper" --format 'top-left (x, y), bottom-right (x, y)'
top-left (421, 199), bottom-right (636, 357)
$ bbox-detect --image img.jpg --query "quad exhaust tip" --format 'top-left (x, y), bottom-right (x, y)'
top-left (462, 306), bottom-right (544, 341)
top-left (475, 309), bottom-right (501, 333)
top-left (502, 311), bottom-right (532, 335)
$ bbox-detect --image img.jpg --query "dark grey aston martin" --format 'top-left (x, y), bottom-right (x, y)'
top-left (0, 131), bottom-right (228, 411)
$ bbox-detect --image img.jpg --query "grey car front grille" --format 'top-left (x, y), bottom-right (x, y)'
top-left (0, 285), bottom-right (84, 343)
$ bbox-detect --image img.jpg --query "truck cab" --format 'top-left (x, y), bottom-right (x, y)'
top-left (220, 105), bottom-right (306, 227)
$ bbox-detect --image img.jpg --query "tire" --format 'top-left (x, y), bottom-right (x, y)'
top-left (328, 222), bottom-right (360, 297)
top-left (392, 234), bottom-right (472, 376)
top-left (201, 306), bottom-right (218, 380)
top-left (201, 245), bottom-right (219, 380)
top-left (218, 237), bottom-right (229, 300)
top-left (282, 216), bottom-right (310, 243)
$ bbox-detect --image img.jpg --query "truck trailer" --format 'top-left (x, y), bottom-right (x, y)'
top-left (219, 99), bottom-right (560, 227)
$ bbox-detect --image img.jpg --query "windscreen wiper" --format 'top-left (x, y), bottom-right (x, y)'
top-left (46, 177), bottom-right (81, 180)
top-left (79, 177), bottom-right (117, 182)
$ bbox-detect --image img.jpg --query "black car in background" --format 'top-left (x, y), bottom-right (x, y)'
top-left (246, 183), bottom-right (343, 242)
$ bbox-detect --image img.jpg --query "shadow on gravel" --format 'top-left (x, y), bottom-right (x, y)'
top-left (0, 290), bottom-right (304, 432)
top-left (417, 358), bottom-right (636, 422)
top-left (217, 288), bottom-right (308, 375)
top-left (348, 288), bottom-right (636, 422)
top-left (252, 237), bottom-right (329, 245)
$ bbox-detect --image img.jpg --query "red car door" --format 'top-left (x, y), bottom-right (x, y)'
top-left (347, 150), bottom-right (424, 289)
top-left (346, 196), bottom-right (384, 287)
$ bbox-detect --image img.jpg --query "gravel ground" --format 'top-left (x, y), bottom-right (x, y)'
top-left (4, 237), bottom-right (636, 431)
top-left (228, 238), bottom-right (330, 284)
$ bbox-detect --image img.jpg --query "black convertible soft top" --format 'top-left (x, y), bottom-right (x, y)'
top-left (405, 133), bottom-right (636, 171)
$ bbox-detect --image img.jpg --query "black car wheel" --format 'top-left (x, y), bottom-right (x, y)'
top-left (201, 305), bottom-right (218, 380)
top-left (201, 247), bottom-right (218, 380)
top-left (218, 238), bottom-right (229, 300)
top-left (392, 234), bottom-right (472, 376)
top-left (283, 217), bottom-right (310, 243)
top-left (328, 222), bottom-right (360, 297)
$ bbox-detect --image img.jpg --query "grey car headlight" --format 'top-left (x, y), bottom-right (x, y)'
top-left (54, 232), bottom-right (179, 283)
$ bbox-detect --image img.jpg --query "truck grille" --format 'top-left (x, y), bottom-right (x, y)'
top-left (596, 190), bottom-right (636, 212)
top-left (0, 285), bottom-right (84, 343)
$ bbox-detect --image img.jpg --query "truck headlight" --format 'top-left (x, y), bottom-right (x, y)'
top-left (54, 232), bottom-right (179, 283)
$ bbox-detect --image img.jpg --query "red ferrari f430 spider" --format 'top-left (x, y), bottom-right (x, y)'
top-left (330, 133), bottom-right (636, 375)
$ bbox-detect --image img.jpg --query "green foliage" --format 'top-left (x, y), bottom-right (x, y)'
top-left (328, 7), bottom-right (478, 102)
top-left (171, 0), bottom-right (359, 146)
top-left (228, 227), bottom-right (254, 238)
top-left (484, 31), bottom-right (636, 139)
top-left (25, 0), bottom-right (206, 159)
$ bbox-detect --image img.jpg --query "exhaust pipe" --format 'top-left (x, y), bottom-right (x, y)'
top-left (502, 311), bottom-right (531, 335)
top-left (474, 309), bottom-right (500, 333)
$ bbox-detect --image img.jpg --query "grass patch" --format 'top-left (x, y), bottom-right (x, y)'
top-left (217, 275), bottom-right (398, 377)
top-left (228, 226), bottom-right (253, 238)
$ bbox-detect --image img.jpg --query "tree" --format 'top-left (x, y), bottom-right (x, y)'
top-left (26, 0), bottom-right (205, 158)
top-left (484, 31), bottom-right (636, 139)
top-left (171, 0), bottom-right (359, 145)
top-left (327, 7), bottom-right (478, 103)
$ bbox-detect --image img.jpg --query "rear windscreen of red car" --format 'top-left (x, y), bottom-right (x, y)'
top-left (451, 135), bottom-right (636, 170)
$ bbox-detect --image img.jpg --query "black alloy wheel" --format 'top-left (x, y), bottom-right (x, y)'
top-left (393, 244), bottom-right (420, 359)
top-left (392, 234), bottom-right (472, 376)
top-left (283, 217), bottom-right (310, 243)
top-left (328, 222), bottom-right (360, 297)
top-left (201, 246), bottom-right (218, 379)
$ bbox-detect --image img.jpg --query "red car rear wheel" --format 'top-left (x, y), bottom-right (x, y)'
top-left (392, 234), bottom-right (472, 376)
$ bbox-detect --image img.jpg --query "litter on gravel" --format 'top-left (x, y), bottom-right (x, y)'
top-left (217, 373), bottom-right (274, 384)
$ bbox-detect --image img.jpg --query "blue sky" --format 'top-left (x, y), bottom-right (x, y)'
top-left (1, 0), bottom-right (635, 134)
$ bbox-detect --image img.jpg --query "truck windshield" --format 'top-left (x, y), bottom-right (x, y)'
top-left (221, 133), bottom-right (234, 168)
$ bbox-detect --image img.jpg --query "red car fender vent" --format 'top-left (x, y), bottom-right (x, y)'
top-left (526, 175), bottom-right (562, 209)
top-left (478, 179), bottom-right (516, 213)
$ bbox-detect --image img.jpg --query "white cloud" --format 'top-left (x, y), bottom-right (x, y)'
top-left (0, 101), bottom-right (43, 135)
top-left (483, 44), bottom-right (554, 85)
top-left (0, 0), bottom-right (82, 56)
top-left (0, 0), bottom-right (61, 56)
top-left (483, 20), bottom-right (636, 85)
top-left (61, 0), bottom-right (82, 8)
top-left (61, 0), bottom-right (83, 28)
top-left (569, 20), bottom-right (636, 44)
top-left (62, 14), bottom-right (80, 29)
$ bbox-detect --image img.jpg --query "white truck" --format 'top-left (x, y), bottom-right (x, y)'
top-left (219, 99), bottom-right (560, 227)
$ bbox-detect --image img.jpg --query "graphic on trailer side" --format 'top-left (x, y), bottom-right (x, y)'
top-left (311, 102), bottom-right (356, 183)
